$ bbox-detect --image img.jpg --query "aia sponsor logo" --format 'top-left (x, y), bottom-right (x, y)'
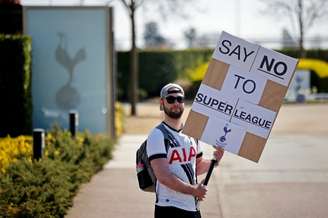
top-left (168, 147), bottom-right (197, 164)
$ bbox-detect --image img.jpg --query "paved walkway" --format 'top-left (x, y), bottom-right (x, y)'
top-left (66, 134), bottom-right (225, 218)
top-left (66, 133), bottom-right (328, 218)
top-left (67, 104), bottom-right (328, 218)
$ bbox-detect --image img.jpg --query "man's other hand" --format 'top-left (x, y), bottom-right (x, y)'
top-left (213, 147), bottom-right (224, 163)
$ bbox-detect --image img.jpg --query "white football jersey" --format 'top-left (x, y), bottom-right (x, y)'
top-left (146, 122), bottom-right (203, 212)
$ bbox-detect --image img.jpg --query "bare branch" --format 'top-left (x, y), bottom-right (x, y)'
top-left (267, 0), bottom-right (293, 15)
top-left (259, 0), bottom-right (298, 38)
top-left (304, 0), bottom-right (327, 30)
top-left (135, 0), bottom-right (145, 9)
top-left (260, 0), bottom-right (327, 56)
top-left (305, 1), bottom-right (319, 28)
top-left (119, 0), bottom-right (131, 14)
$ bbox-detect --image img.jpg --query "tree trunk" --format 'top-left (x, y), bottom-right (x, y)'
top-left (298, 0), bottom-right (306, 58)
top-left (129, 4), bottom-right (138, 116)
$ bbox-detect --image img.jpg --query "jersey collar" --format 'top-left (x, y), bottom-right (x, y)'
top-left (162, 121), bottom-right (183, 133)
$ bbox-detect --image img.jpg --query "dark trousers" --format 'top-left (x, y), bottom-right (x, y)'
top-left (155, 205), bottom-right (201, 218)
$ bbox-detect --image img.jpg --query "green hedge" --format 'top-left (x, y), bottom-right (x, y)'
top-left (0, 34), bottom-right (32, 137)
top-left (117, 49), bottom-right (212, 100)
top-left (117, 49), bottom-right (328, 100)
top-left (280, 49), bottom-right (328, 61)
top-left (0, 127), bottom-right (114, 217)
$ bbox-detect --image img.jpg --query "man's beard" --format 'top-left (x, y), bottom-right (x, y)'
top-left (163, 106), bottom-right (184, 119)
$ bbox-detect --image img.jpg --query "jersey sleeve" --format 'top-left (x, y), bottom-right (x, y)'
top-left (146, 128), bottom-right (167, 161)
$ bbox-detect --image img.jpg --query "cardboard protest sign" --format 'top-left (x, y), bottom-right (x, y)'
top-left (183, 31), bottom-right (298, 162)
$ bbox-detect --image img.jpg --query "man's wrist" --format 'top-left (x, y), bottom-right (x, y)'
top-left (187, 184), bottom-right (197, 196)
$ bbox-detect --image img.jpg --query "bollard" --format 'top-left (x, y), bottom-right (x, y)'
top-left (69, 111), bottom-right (79, 138)
top-left (33, 129), bottom-right (45, 161)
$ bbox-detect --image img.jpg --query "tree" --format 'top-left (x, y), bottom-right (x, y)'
top-left (119, 0), bottom-right (139, 116)
top-left (0, 0), bottom-right (22, 34)
top-left (119, 0), bottom-right (196, 116)
top-left (184, 27), bottom-right (197, 48)
top-left (143, 21), bottom-right (167, 48)
top-left (261, 0), bottom-right (328, 57)
top-left (281, 28), bottom-right (297, 49)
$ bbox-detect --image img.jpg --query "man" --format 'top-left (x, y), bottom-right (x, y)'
top-left (147, 83), bottom-right (224, 218)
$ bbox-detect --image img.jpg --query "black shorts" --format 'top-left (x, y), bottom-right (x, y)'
top-left (155, 205), bottom-right (201, 218)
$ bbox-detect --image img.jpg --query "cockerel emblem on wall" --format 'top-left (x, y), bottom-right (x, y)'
top-left (55, 32), bottom-right (86, 110)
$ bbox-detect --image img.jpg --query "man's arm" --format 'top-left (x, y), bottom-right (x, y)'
top-left (196, 147), bottom-right (225, 176)
top-left (150, 158), bottom-right (207, 200)
top-left (196, 157), bottom-right (211, 175)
